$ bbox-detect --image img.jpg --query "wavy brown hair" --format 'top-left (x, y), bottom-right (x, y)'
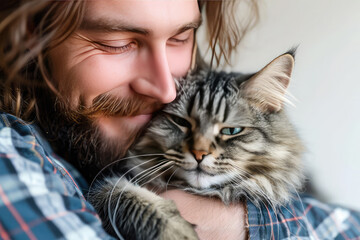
top-left (0, 0), bottom-right (259, 123)
top-left (201, 0), bottom-right (259, 66)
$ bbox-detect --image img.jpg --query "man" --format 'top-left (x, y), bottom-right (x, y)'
top-left (1, 0), bottom-right (360, 240)
top-left (0, 0), bottom-right (251, 239)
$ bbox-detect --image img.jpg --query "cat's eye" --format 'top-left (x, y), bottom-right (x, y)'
top-left (169, 115), bottom-right (192, 129)
top-left (221, 127), bottom-right (243, 135)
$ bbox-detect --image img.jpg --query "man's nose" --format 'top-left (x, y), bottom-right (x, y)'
top-left (130, 45), bottom-right (177, 104)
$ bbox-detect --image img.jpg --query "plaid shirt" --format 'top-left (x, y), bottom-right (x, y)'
top-left (248, 197), bottom-right (360, 239)
top-left (0, 112), bottom-right (359, 240)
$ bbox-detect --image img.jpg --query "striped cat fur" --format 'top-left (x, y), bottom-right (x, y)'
top-left (88, 51), bottom-right (304, 240)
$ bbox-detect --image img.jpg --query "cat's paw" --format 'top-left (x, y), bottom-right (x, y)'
top-left (92, 177), bottom-right (198, 240)
top-left (156, 199), bottom-right (199, 240)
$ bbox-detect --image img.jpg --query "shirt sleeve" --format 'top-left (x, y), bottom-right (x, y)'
top-left (247, 194), bottom-right (360, 239)
top-left (0, 114), bottom-right (115, 240)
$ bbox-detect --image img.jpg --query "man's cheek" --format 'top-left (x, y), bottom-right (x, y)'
top-left (65, 55), bottom-right (133, 106)
top-left (167, 46), bottom-right (193, 78)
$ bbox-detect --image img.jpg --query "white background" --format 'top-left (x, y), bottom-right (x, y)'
top-left (198, 0), bottom-right (360, 210)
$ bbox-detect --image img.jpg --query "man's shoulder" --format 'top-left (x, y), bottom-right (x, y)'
top-left (0, 113), bottom-right (114, 239)
top-left (0, 113), bottom-right (40, 162)
top-left (0, 112), bottom-right (34, 136)
top-left (0, 112), bottom-right (89, 194)
top-left (0, 112), bottom-right (52, 165)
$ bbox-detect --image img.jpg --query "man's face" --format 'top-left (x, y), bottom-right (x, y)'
top-left (49, 0), bottom-right (201, 155)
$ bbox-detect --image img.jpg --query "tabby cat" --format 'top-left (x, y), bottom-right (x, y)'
top-left (88, 52), bottom-right (304, 240)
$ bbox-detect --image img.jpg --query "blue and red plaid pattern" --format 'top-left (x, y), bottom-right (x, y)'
top-left (1, 112), bottom-right (360, 239)
top-left (0, 113), bottom-right (114, 240)
top-left (247, 193), bottom-right (360, 239)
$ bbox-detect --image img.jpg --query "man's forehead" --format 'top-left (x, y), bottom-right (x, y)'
top-left (82, 0), bottom-right (201, 35)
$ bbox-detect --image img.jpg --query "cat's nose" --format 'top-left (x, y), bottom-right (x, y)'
top-left (191, 150), bottom-right (208, 163)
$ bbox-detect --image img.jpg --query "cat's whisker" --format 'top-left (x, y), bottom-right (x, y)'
top-left (104, 157), bottom-right (172, 238)
top-left (291, 183), bottom-right (306, 213)
top-left (88, 153), bottom-right (165, 198)
top-left (111, 193), bottom-right (126, 240)
top-left (107, 157), bottom-right (160, 234)
top-left (132, 161), bottom-right (174, 186)
top-left (227, 162), bottom-right (250, 175)
top-left (114, 161), bottom-right (174, 210)
top-left (165, 168), bottom-right (179, 192)
top-left (277, 202), bottom-right (308, 233)
top-left (140, 165), bottom-right (175, 188)
top-left (228, 166), bottom-right (267, 197)
top-left (225, 169), bottom-right (262, 203)
top-left (228, 169), bottom-right (268, 227)
top-left (112, 161), bottom-right (171, 207)
top-left (163, 155), bottom-right (183, 164)
top-left (175, 77), bottom-right (190, 100)
top-left (129, 160), bottom-right (170, 183)
top-left (266, 196), bottom-right (291, 239)
top-left (229, 179), bottom-right (259, 204)
top-left (279, 184), bottom-right (309, 232)
top-left (227, 166), bottom-right (253, 187)
top-left (107, 158), bottom-right (168, 209)
top-left (115, 164), bottom-right (174, 208)
top-left (229, 172), bottom-right (272, 207)
top-left (129, 163), bottom-right (163, 185)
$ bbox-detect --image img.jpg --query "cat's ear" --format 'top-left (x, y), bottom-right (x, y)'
top-left (241, 53), bottom-right (294, 113)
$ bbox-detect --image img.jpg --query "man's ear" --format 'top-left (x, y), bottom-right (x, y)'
top-left (241, 53), bottom-right (295, 113)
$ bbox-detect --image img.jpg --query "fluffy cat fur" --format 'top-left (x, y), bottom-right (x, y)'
top-left (88, 52), bottom-right (304, 240)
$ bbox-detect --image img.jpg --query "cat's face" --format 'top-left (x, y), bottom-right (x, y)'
top-left (130, 53), bottom-right (304, 204)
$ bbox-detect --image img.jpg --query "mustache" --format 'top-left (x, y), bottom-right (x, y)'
top-left (76, 93), bottom-right (164, 118)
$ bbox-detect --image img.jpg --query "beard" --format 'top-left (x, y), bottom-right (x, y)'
top-left (37, 89), bottom-right (162, 182)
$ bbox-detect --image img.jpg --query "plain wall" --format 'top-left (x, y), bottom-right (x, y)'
top-left (198, 0), bottom-right (360, 210)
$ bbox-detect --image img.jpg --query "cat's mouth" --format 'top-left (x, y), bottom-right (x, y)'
top-left (187, 165), bottom-right (216, 177)
top-left (175, 166), bottom-right (231, 189)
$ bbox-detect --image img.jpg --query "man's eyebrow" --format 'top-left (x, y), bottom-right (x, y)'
top-left (80, 18), bottom-right (150, 35)
top-left (79, 16), bottom-right (203, 36)
top-left (175, 16), bottom-right (203, 35)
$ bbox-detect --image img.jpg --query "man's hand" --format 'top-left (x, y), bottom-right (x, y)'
top-left (160, 190), bottom-right (248, 240)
